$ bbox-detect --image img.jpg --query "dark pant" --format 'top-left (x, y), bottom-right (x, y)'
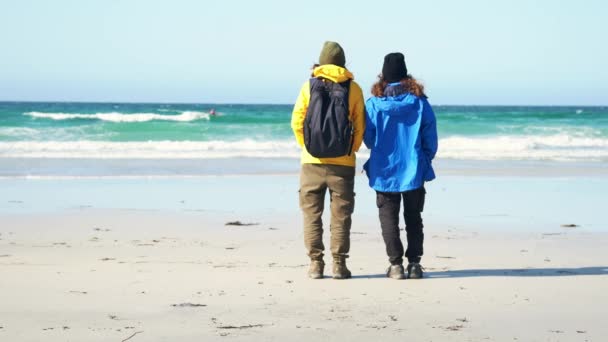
top-left (376, 187), bottom-right (426, 265)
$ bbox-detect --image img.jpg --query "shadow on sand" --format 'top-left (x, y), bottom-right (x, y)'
top-left (350, 266), bottom-right (608, 279)
top-left (427, 266), bottom-right (608, 278)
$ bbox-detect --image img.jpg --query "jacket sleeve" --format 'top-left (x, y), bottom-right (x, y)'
top-left (420, 98), bottom-right (438, 160)
top-left (349, 82), bottom-right (365, 152)
top-left (363, 100), bottom-right (376, 149)
top-left (291, 81), bottom-right (310, 147)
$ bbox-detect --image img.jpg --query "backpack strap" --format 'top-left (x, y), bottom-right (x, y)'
top-left (309, 77), bottom-right (351, 96)
top-left (310, 77), bottom-right (350, 86)
top-left (309, 77), bottom-right (327, 92)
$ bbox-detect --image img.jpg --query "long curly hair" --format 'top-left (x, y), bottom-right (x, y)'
top-left (371, 75), bottom-right (427, 98)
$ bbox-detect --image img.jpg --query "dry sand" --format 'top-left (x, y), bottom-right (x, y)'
top-left (1, 210), bottom-right (606, 341)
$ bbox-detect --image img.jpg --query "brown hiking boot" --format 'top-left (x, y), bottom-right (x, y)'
top-left (386, 264), bottom-right (406, 280)
top-left (332, 260), bottom-right (352, 279)
top-left (308, 260), bottom-right (324, 279)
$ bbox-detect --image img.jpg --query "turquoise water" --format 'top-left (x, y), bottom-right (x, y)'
top-left (0, 102), bottom-right (291, 142)
top-left (1, 102), bottom-right (607, 161)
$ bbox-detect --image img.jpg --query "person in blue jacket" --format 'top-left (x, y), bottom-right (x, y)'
top-left (363, 52), bottom-right (438, 280)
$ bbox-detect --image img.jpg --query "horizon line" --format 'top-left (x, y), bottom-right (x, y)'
top-left (0, 100), bottom-right (606, 108)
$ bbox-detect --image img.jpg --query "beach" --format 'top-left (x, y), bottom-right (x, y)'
top-left (3, 0), bottom-right (607, 338)
top-left (1, 102), bottom-right (607, 341)
top-left (1, 168), bottom-right (607, 342)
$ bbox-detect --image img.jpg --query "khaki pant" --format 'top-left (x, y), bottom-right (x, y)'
top-left (299, 163), bottom-right (355, 262)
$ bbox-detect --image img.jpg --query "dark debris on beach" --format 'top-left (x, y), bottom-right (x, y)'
top-left (217, 324), bottom-right (265, 330)
top-left (171, 303), bottom-right (207, 308)
top-left (225, 221), bottom-right (259, 226)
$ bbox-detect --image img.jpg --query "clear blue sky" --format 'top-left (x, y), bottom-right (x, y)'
top-left (1, 0), bottom-right (606, 105)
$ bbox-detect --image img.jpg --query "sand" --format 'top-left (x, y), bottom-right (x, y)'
top-left (1, 207), bottom-right (607, 341)
top-left (1, 168), bottom-right (607, 341)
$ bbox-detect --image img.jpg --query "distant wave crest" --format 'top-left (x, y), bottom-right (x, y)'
top-left (24, 111), bottom-right (210, 123)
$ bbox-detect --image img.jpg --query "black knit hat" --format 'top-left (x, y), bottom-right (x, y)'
top-left (382, 52), bottom-right (408, 83)
top-left (318, 41), bottom-right (346, 67)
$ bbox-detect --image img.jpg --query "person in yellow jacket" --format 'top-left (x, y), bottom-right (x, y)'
top-left (291, 41), bottom-right (365, 279)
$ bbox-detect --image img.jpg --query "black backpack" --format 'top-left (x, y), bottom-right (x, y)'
top-left (303, 77), bottom-right (353, 158)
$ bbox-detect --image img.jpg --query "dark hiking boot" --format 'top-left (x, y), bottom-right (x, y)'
top-left (332, 261), bottom-right (352, 279)
top-left (407, 262), bottom-right (424, 279)
top-left (308, 260), bottom-right (324, 279)
top-left (386, 264), bottom-right (406, 280)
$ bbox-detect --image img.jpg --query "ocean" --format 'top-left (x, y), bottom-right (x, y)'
top-left (1, 102), bottom-right (607, 177)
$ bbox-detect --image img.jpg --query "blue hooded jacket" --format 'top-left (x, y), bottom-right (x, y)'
top-left (363, 83), bottom-right (438, 192)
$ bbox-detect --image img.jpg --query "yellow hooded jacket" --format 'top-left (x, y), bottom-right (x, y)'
top-left (291, 65), bottom-right (365, 167)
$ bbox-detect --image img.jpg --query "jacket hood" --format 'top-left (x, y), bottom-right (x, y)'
top-left (312, 65), bottom-right (354, 83)
top-left (373, 87), bottom-right (420, 117)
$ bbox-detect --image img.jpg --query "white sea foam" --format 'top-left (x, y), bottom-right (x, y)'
top-left (0, 127), bottom-right (41, 138)
top-left (0, 126), bottom-right (116, 141)
top-left (520, 125), bottom-right (602, 137)
top-left (24, 111), bottom-right (210, 122)
top-left (0, 139), bottom-right (302, 159)
top-left (438, 134), bottom-right (608, 161)
top-left (0, 135), bottom-right (607, 161)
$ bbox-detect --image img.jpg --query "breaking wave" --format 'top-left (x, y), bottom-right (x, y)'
top-left (1, 134), bottom-right (607, 161)
top-left (24, 111), bottom-right (210, 123)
